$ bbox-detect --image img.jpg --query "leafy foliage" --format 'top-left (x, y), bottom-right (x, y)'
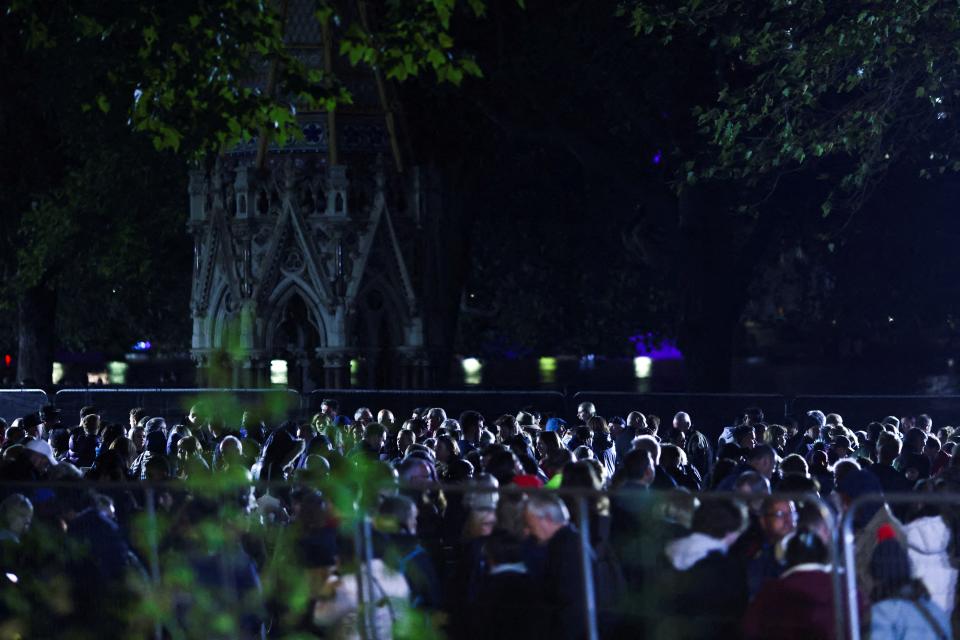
top-left (623, 0), bottom-right (960, 213)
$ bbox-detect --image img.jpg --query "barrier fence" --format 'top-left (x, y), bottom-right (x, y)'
top-left (52, 388), bottom-right (300, 426)
top-left (841, 492), bottom-right (960, 640)
top-left (0, 478), bottom-right (848, 640)
top-left (0, 389), bottom-right (48, 424)
top-left (4, 388), bottom-right (960, 441)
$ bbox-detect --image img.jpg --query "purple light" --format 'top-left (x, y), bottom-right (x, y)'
top-left (629, 333), bottom-right (682, 360)
top-left (652, 150), bottom-right (663, 165)
top-left (132, 340), bottom-right (152, 352)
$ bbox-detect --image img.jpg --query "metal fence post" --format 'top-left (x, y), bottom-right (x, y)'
top-left (577, 496), bottom-right (599, 640)
top-left (144, 487), bottom-right (163, 640)
top-left (842, 506), bottom-right (861, 640)
top-left (830, 505), bottom-right (847, 640)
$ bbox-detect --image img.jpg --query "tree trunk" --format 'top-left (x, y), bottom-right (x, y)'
top-left (17, 285), bottom-right (57, 388)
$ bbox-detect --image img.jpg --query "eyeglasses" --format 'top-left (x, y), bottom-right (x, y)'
top-left (764, 510), bottom-right (796, 519)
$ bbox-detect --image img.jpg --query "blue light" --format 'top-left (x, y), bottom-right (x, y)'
top-left (652, 150), bottom-right (663, 165)
top-left (132, 341), bottom-right (152, 352)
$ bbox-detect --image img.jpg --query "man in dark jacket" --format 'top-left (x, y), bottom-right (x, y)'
top-left (468, 531), bottom-right (541, 640)
top-left (659, 499), bottom-right (749, 640)
top-left (524, 492), bottom-right (596, 640)
top-left (672, 412), bottom-right (713, 482)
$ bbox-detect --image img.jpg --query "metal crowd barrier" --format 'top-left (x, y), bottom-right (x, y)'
top-left (0, 477), bottom-right (846, 640)
top-left (572, 391), bottom-right (788, 442)
top-left (305, 388), bottom-right (568, 423)
top-left (53, 388), bottom-right (300, 425)
top-left (840, 492), bottom-right (960, 640)
top-left (793, 395), bottom-right (960, 431)
top-left (0, 388), bottom-right (49, 424)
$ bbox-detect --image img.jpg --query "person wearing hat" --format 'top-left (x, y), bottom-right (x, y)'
top-left (836, 469), bottom-right (905, 603)
top-left (870, 526), bottom-right (951, 639)
top-left (24, 438), bottom-right (59, 475)
top-left (829, 433), bottom-right (854, 463)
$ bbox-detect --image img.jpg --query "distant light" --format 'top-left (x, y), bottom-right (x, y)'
top-left (349, 358), bottom-right (359, 387)
top-left (5, 573), bottom-right (17, 584)
top-left (3, 354), bottom-right (10, 367)
top-left (462, 357), bottom-right (482, 386)
top-left (87, 371), bottom-right (107, 385)
top-left (634, 356), bottom-right (653, 379)
top-left (888, 316), bottom-right (895, 323)
top-left (270, 359), bottom-right (288, 385)
top-left (132, 340), bottom-right (152, 352)
top-left (462, 358), bottom-right (482, 375)
top-left (652, 150), bottom-right (662, 165)
top-left (107, 361), bottom-right (128, 385)
top-left (949, 358), bottom-right (955, 368)
top-left (52, 362), bottom-right (64, 385)
top-left (539, 357), bottom-right (558, 384)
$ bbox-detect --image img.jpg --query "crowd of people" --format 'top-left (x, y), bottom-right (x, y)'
top-left (0, 399), bottom-right (957, 639)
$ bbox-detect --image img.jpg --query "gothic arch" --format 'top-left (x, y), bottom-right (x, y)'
top-left (264, 279), bottom-right (329, 354)
top-left (352, 276), bottom-right (407, 387)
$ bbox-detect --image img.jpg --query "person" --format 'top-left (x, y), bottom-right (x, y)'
top-left (896, 427), bottom-right (932, 482)
top-left (717, 424), bottom-right (757, 461)
top-left (732, 495), bottom-right (797, 597)
top-left (716, 444), bottom-right (777, 491)
top-left (459, 410), bottom-right (485, 456)
top-left (0, 493), bottom-right (32, 545)
top-left (659, 444), bottom-right (701, 492)
top-left (577, 402), bottom-right (597, 425)
top-left (374, 495), bottom-right (442, 610)
top-left (524, 492), bottom-right (594, 640)
top-left (836, 469), bottom-right (905, 601)
top-left (632, 435), bottom-right (677, 490)
top-left (672, 411), bottom-right (713, 482)
top-left (870, 527), bottom-right (952, 640)
top-left (869, 433), bottom-right (913, 495)
top-left (658, 499), bottom-right (749, 640)
top-left (467, 530), bottom-right (540, 640)
top-left (588, 416), bottom-right (617, 481)
top-left (742, 528), bottom-right (838, 640)
top-left (903, 469), bottom-right (960, 619)
top-left (614, 412), bottom-right (644, 463)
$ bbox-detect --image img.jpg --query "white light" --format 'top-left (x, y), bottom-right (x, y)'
top-left (5, 573), bottom-right (17, 584)
top-left (270, 359), bottom-right (288, 385)
top-left (462, 358), bottom-right (482, 375)
top-left (634, 356), bottom-right (653, 379)
top-left (107, 361), bottom-right (128, 385)
top-left (462, 358), bottom-right (482, 385)
top-left (52, 362), bottom-right (65, 385)
top-left (888, 316), bottom-right (895, 323)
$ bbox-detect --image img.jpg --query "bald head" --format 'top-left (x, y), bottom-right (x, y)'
top-left (673, 412), bottom-right (691, 433)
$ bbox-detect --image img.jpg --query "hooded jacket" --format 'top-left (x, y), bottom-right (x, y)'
top-left (905, 514), bottom-right (958, 617)
top-left (741, 564), bottom-right (837, 640)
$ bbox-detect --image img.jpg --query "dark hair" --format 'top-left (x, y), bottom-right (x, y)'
top-left (733, 424), bottom-right (755, 444)
top-left (780, 453), bottom-right (808, 476)
top-left (785, 528), bottom-right (828, 567)
top-left (746, 444), bottom-right (776, 463)
top-left (691, 500), bottom-right (746, 538)
top-left (614, 449), bottom-right (653, 485)
top-left (483, 530), bottom-right (525, 566)
top-left (776, 473), bottom-right (819, 495)
top-left (905, 427), bottom-right (927, 453)
top-left (321, 399), bottom-right (339, 411)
